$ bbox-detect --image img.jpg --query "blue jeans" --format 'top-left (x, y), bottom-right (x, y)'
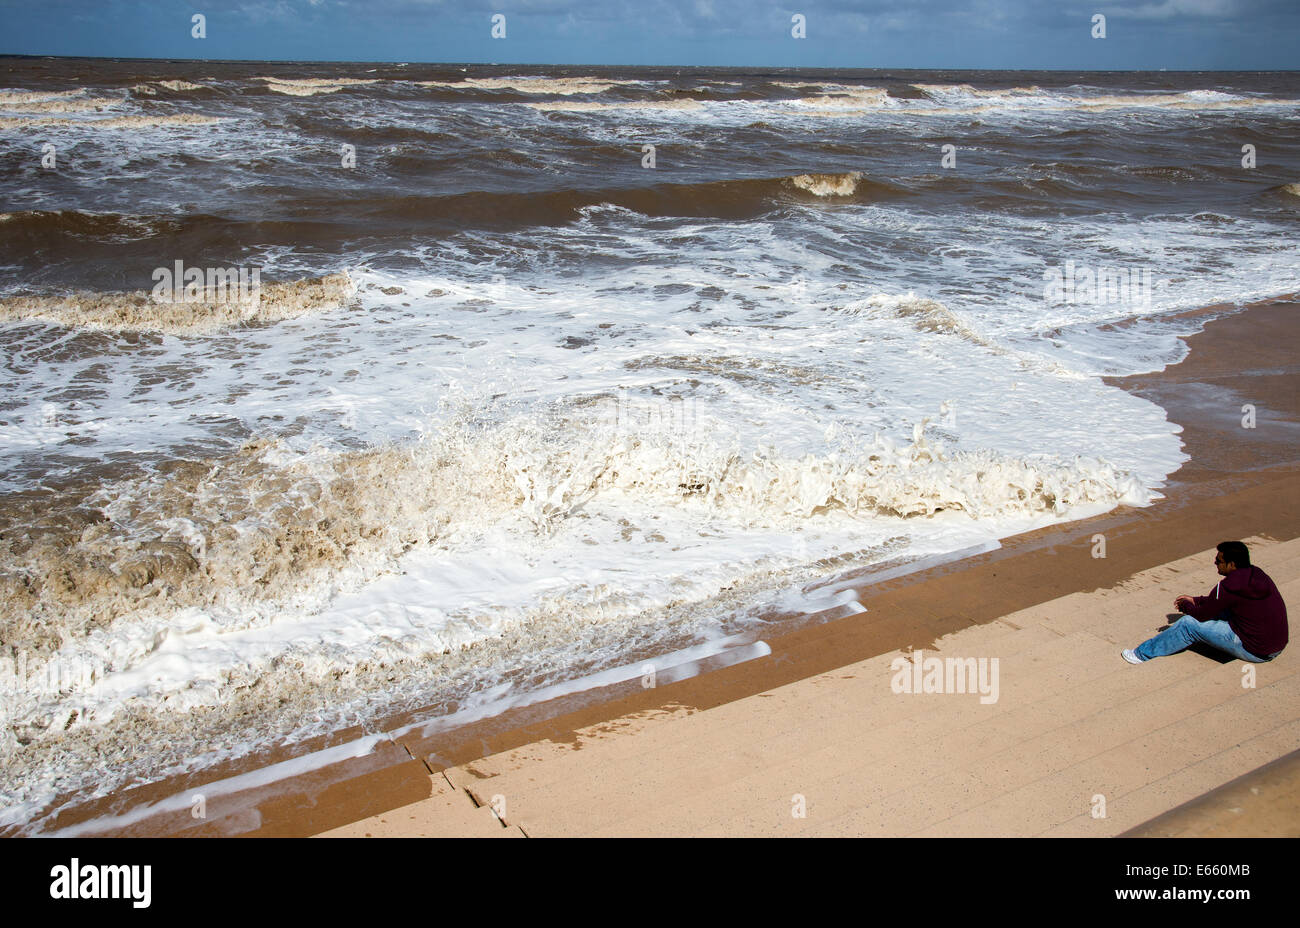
top-left (1135, 614), bottom-right (1274, 663)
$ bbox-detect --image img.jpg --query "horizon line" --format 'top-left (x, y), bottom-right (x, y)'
top-left (2, 53), bottom-right (1297, 74)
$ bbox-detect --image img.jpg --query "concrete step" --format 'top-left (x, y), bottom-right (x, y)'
top-left (911, 661), bottom-right (1300, 836)
top-left (583, 630), bottom-right (1128, 837)
top-left (1261, 548), bottom-right (1300, 577)
top-left (612, 630), bottom-right (1215, 837)
top-left (514, 629), bottom-right (1123, 836)
top-left (844, 654), bottom-right (1298, 837)
top-left (695, 633), bottom-right (1252, 837)
top-left (451, 620), bottom-right (1055, 801)
top-left (1045, 719), bottom-right (1300, 836)
top-left (1023, 598), bottom-right (1159, 643)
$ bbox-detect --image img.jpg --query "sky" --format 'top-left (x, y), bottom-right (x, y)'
top-left (0, 0), bottom-right (1297, 70)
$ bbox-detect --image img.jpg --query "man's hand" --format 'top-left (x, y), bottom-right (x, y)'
top-left (1175, 595), bottom-right (1195, 613)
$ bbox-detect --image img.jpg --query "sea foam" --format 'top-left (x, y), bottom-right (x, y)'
top-left (0, 272), bottom-right (356, 334)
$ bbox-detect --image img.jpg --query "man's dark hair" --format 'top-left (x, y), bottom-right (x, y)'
top-left (1217, 540), bottom-right (1251, 568)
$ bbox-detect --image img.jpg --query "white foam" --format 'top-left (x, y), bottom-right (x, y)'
top-left (0, 113), bottom-right (221, 130)
top-left (419, 76), bottom-right (626, 95)
top-left (259, 76), bottom-right (379, 95)
top-left (525, 98), bottom-right (705, 112)
top-left (404, 634), bottom-right (770, 739)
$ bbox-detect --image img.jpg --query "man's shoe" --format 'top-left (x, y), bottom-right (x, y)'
top-left (1121, 649), bottom-right (1144, 665)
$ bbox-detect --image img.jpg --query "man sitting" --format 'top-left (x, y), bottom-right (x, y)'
top-left (1122, 541), bottom-right (1288, 665)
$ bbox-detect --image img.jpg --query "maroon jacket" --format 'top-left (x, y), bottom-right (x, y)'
top-left (1182, 565), bottom-right (1288, 659)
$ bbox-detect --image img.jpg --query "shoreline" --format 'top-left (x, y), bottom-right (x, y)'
top-left (13, 292), bottom-right (1300, 837)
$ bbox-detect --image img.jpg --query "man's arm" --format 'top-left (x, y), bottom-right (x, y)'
top-left (1179, 575), bottom-right (1262, 620)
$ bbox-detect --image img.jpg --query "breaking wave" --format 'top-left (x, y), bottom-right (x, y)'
top-left (0, 88), bottom-right (87, 105)
top-left (835, 293), bottom-right (998, 348)
top-left (421, 76), bottom-right (623, 95)
top-left (131, 80), bottom-right (206, 95)
top-left (524, 98), bottom-right (705, 112)
top-left (259, 76), bottom-right (380, 95)
top-left (0, 96), bottom-right (120, 114)
top-left (793, 86), bottom-right (893, 108)
top-left (0, 271), bottom-right (357, 334)
top-left (0, 113), bottom-right (221, 130)
top-left (790, 171), bottom-right (864, 197)
top-left (0, 402), bottom-right (1147, 660)
top-left (912, 84), bottom-right (1294, 113)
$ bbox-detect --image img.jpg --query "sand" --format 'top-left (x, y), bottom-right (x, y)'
top-left (17, 295), bottom-right (1299, 838)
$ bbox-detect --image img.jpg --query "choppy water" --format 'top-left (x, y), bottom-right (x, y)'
top-left (1, 59), bottom-right (1298, 831)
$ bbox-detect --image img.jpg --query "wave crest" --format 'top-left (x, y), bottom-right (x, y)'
top-left (0, 404), bottom-right (1146, 659)
top-left (836, 293), bottom-right (997, 347)
top-left (259, 76), bottom-right (379, 95)
top-left (0, 96), bottom-right (120, 114)
top-left (790, 171), bottom-right (863, 197)
top-left (421, 76), bottom-right (622, 95)
top-left (131, 80), bottom-right (205, 95)
top-left (0, 271), bottom-right (356, 334)
top-left (524, 98), bottom-right (704, 112)
top-left (0, 113), bottom-right (220, 130)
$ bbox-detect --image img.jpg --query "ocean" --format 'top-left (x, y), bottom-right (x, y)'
top-left (1, 58), bottom-right (1298, 830)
